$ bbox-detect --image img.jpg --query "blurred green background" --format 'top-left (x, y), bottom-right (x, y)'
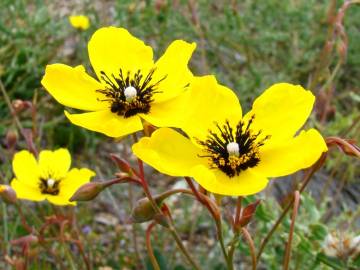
top-left (0, 0), bottom-right (359, 269)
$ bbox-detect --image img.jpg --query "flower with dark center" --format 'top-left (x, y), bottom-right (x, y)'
top-left (11, 149), bottom-right (95, 205)
top-left (132, 76), bottom-right (328, 196)
top-left (42, 26), bottom-right (196, 137)
top-left (96, 68), bottom-right (166, 118)
top-left (197, 117), bottom-right (271, 177)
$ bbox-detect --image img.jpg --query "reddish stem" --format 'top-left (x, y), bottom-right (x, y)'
top-left (283, 191), bottom-right (300, 270)
top-left (242, 228), bottom-right (257, 270)
top-left (146, 222), bottom-right (160, 270)
top-left (184, 177), bottom-right (220, 220)
top-left (257, 153), bottom-right (327, 261)
top-left (15, 204), bottom-right (34, 234)
top-left (234, 196), bottom-right (243, 227)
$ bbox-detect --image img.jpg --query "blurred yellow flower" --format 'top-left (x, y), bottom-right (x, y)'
top-left (42, 27), bottom-right (196, 137)
top-left (10, 149), bottom-right (95, 205)
top-left (69, 15), bottom-right (90, 30)
top-left (132, 76), bottom-right (328, 196)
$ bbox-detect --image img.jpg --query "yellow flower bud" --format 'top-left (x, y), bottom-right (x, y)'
top-left (69, 15), bottom-right (90, 30)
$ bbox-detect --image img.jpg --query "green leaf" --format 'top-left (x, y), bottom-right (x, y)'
top-left (309, 223), bottom-right (328, 241)
top-left (145, 249), bottom-right (168, 270)
top-left (316, 253), bottom-right (347, 270)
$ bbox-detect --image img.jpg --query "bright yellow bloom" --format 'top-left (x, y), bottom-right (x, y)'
top-left (132, 76), bottom-right (328, 196)
top-left (69, 15), bottom-right (90, 30)
top-left (41, 27), bottom-right (196, 137)
top-left (10, 149), bottom-right (95, 205)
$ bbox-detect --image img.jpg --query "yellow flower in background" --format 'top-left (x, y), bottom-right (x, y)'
top-left (69, 15), bottom-right (90, 30)
top-left (42, 27), bottom-right (196, 137)
top-left (132, 76), bottom-right (328, 196)
top-left (11, 149), bottom-right (95, 205)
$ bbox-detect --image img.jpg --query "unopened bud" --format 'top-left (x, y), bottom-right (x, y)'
top-left (5, 129), bottom-right (18, 149)
top-left (130, 194), bottom-right (168, 224)
top-left (70, 177), bottom-right (138, 202)
top-left (110, 154), bottom-right (133, 174)
top-left (12, 99), bottom-right (31, 114)
top-left (0, 185), bottom-right (17, 204)
top-left (69, 182), bottom-right (104, 202)
top-left (131, 197), bottom-right (158, 223)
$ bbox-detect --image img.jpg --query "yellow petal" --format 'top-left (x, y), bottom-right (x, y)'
top-left (256, 129), bottom-right (327, 177)
top-left (140, 92), bottom-right (188, 128)
top-left (60, 168), bottom-right (95, 198)
top-left (11, 178), bottom-right (45, 201)
top-left (46, 195), bottom-right (76, 206)
top-left (132, 128), bottom-right (204, 177)
top-left (88, 27), bottom-right (154, 81)
top-left (152, 40), bottom-right (196, 102)
top-left (179, 76), bottom-right (242, 142)
top-left (38, 149), bottom-right (71, 180)
top-left (45, 168), bottom-right (95, 206)
top-left (69, 15), bottom-right (90, 30)
top-left (244, 83), bottom-right (315, 145)
top-left (190, 165), bottom-right (269, 196)
top-left (65, 110), bottom-right (143, 137)
top-left (41, 64), bottom-right (107, 111)
top-left (12, 150), bottom-right (40, 188)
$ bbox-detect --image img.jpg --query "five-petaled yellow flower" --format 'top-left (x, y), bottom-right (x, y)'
top-left (42, 27), bottom-right (196, 137)
top-left (132, 76), bottom-right (328, 196)
top-left (11, 149), bottom-right (95, 205)
top-left (69, 15), bottom-right (90, 30)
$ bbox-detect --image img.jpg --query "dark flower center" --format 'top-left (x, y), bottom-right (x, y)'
top-left (39, 178), bottom-right (60, 195)
top-left (96, 68), bottom-right (166, 118)
top-left (197, 115), bottom-right (270, 177)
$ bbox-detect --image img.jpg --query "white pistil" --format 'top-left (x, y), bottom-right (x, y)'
top-left (124, 86), bottom-right (137, 101)
top-left (47, 178), bottom-right (56, 188)
top-left (227, 142), bottom-right (240, 156)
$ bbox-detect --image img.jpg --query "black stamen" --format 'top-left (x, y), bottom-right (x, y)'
top-left (96, 68), bottom-right (166, 118)
top-left (197, 116), bottom-right (270, 177)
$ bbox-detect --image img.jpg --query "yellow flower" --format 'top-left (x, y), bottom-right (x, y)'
top-left (69, 15), bottom-right (90, 30)
top-left (10, 149), bottom-right (95, 205)
top-left (132, 76), bottom-right (328, 196)
top-left (41, 27), bottom-right (196, 137)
